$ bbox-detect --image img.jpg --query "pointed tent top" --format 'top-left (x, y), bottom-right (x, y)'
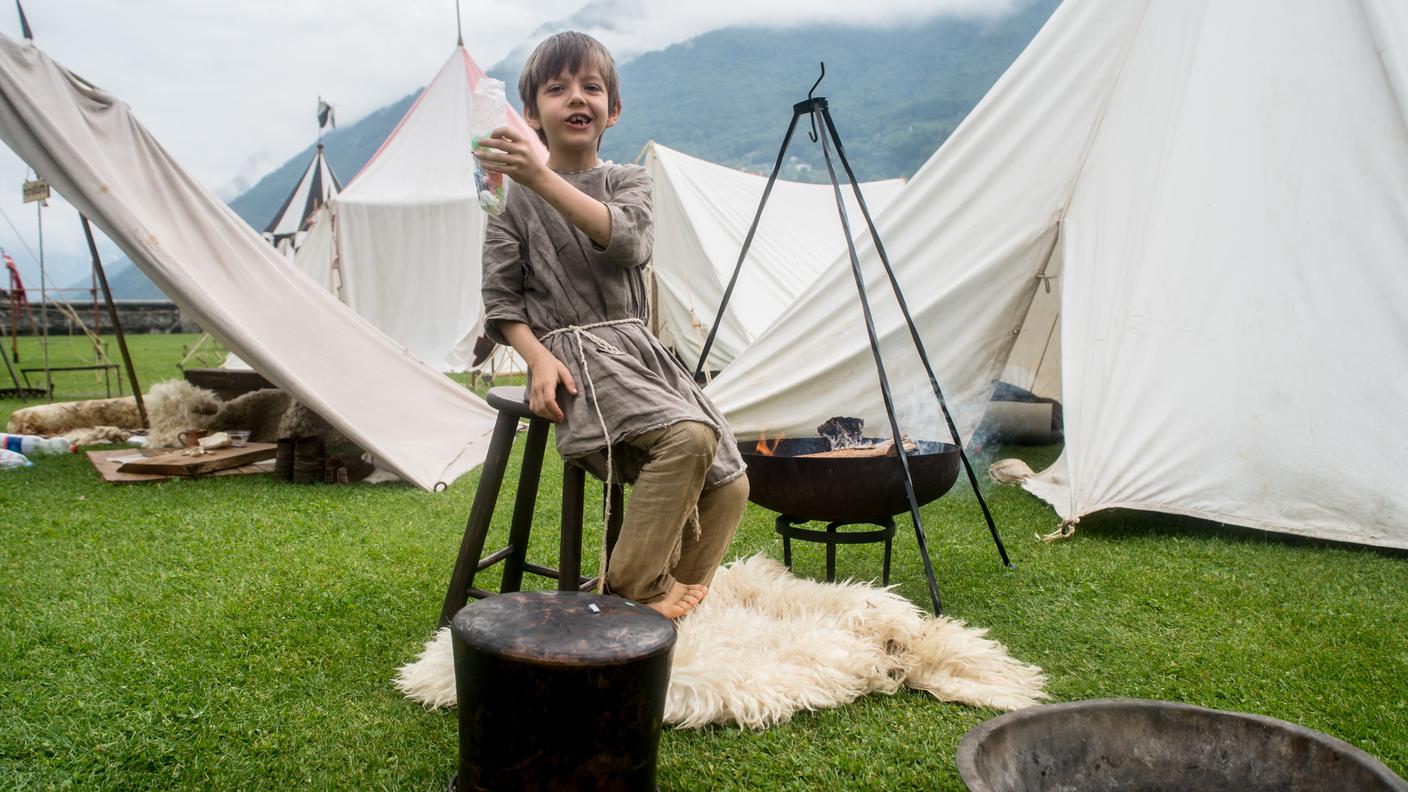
top-left (343, 45), bottom-right (544, 198)
top-left (264, 145), bottom-right (342, 239)
top-left (15, 0), bottom-right (32, 41)
top-left (455, 0), bottom-right (463, 47)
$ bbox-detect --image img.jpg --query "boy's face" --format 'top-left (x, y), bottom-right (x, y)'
top-left (526, 67), bottom-right (620, 153)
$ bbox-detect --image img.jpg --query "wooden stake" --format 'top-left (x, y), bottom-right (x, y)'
top-left (81, 215), bottom-right (147, 427)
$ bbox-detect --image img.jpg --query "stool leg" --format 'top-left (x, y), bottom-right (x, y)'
top-left (498, 418), bottom-right (550, 594)
top-left (559, 463), bottom-right (586, 592)
top-left (439, 412), bottom-right (519, 627)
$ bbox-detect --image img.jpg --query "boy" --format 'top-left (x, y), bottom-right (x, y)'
top-left (475, 31), bottom-right (748, 619)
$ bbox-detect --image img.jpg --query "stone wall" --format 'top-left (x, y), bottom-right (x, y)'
top-left (0, 299), bottom-right (201, 336)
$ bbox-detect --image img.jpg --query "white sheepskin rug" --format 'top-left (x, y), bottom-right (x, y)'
top-left (144, 380), bottom-right (222, 448)
top-left (396, 555), bottom-right (1046, 728)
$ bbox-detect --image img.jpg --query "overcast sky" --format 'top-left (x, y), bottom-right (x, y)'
top-left (0, 0), bottom-right (1020, 290)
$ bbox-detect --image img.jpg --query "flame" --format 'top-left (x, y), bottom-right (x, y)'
top-left (755, 430), bottom-right (782, 457)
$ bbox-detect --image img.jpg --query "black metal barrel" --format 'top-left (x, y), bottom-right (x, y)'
top-left (450, 591), bottom-right (676, 792)
top-left (957, 699), bottom-right (1408, 792)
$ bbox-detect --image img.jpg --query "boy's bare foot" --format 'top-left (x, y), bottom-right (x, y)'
top-left (646, 582), bottom-right (709, 620)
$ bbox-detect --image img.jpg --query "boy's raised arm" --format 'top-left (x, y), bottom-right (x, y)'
top-left (475, 127), bottom-right (614, 249)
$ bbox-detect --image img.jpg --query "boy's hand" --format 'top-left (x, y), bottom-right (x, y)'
top-left (527, 351), bottom-right (578, 422)
top-left (475, 127), bottom-right (547, 189)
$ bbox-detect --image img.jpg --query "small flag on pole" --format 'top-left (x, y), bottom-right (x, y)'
top-left (4, 250), bottom-right (29, 304)
top-left (15, 0), bottom-right (32, 40)
top-left (317, 98), bottom-right (335, 130)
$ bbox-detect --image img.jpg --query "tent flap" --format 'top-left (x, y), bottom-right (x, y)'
top-left (0, 34), bottom-right (500, 491)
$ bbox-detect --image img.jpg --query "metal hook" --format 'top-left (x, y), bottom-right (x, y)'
top-left (808, 62), bottom-right (825, 142)
top-left (809, 62), bottom-right (826, 100)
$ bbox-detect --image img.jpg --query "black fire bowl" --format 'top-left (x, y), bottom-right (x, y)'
top-left (957, 698), bottom-right (1408, 792)
top-left (737, 437), bottom-right (960, 524)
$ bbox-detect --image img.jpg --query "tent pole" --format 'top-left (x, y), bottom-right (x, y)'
top-left (8, 264), bottom-right (15, 362)
top-left (91, 258), bottom-right (100, 362)
top-left (82, 215), bottom-right (147, 427)
top-left (820, 107), bottom-right (1013, 569)
top-left (38, 197), bottom-right (51, 400)
top-left (692, 112), bottom-right (802, 381)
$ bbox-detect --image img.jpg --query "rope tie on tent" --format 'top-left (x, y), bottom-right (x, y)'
top-left (540, 317), bottom-right (646, 592)
top-left (1038, 516), bottom-right (1079, 543)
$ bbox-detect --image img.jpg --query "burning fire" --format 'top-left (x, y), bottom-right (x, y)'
top-left (755, 430), bottom-right (782, 456)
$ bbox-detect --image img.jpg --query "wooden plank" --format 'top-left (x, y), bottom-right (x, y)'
top-left (87, 449), bottom-right (274, 485)
top-left (117, 443), bottom-right (277, 476)
top-left (88, 449), bottom-right (168, 484)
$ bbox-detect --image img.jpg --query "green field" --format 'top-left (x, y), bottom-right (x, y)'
top-left (2, 334), bottom-right (1404, 790)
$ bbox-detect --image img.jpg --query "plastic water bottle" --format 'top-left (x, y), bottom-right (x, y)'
top-left (0, 433), bottom-right (74, 456)
top-left (471, 78), bottom-right (510, 215)
top-left (0, 448), bottom-right (32, 468)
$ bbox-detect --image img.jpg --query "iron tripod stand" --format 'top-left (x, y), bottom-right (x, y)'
top-left (693, 76), bottom-right (1013, 615)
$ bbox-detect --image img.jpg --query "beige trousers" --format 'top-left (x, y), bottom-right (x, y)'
top-left (603, 421), bottom-right (749, 604)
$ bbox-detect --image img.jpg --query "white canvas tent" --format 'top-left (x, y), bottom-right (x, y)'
top-left (707, 0), bottom-right (1408, 549)
top-left (294, 46), bottom-right (545, 372)
top-left (263, 142), bottom-right (342, 258)
top-left (221, 143), bottom-right (346, 371)
top-left (644, 141), bottom-right (906, 370)
top-left (0, 33), bottom-right (501, 491)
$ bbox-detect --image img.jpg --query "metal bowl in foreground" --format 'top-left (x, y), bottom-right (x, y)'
top-left (737, 437), bottom-right (960, 524)
top-left (957, 698), bottom-right (1408, 792)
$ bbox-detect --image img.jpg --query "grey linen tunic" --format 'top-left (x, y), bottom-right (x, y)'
top-left (481, 162), bottom-right (745, 490)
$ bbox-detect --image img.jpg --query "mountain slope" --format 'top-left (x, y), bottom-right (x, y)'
top-left (599, 0), bottom-right (1058, 179)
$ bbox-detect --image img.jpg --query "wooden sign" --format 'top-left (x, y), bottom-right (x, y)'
top-left (22, 178), bottom-right (49, 204)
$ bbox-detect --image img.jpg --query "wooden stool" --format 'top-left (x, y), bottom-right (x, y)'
top-left (439, 386), bottom-right (624, 627)
top-left (450, 591), bottom-right (675, 791)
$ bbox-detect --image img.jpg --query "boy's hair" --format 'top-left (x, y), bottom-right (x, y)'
top-left (518, 31), bottom-right (622, 148)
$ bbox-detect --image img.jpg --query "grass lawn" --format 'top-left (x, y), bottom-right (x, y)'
top-left (2, 333), bottom-right (1405, 790)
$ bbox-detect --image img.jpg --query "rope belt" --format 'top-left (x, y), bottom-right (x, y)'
top-left (539, 317), bottom-right (645, 592)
